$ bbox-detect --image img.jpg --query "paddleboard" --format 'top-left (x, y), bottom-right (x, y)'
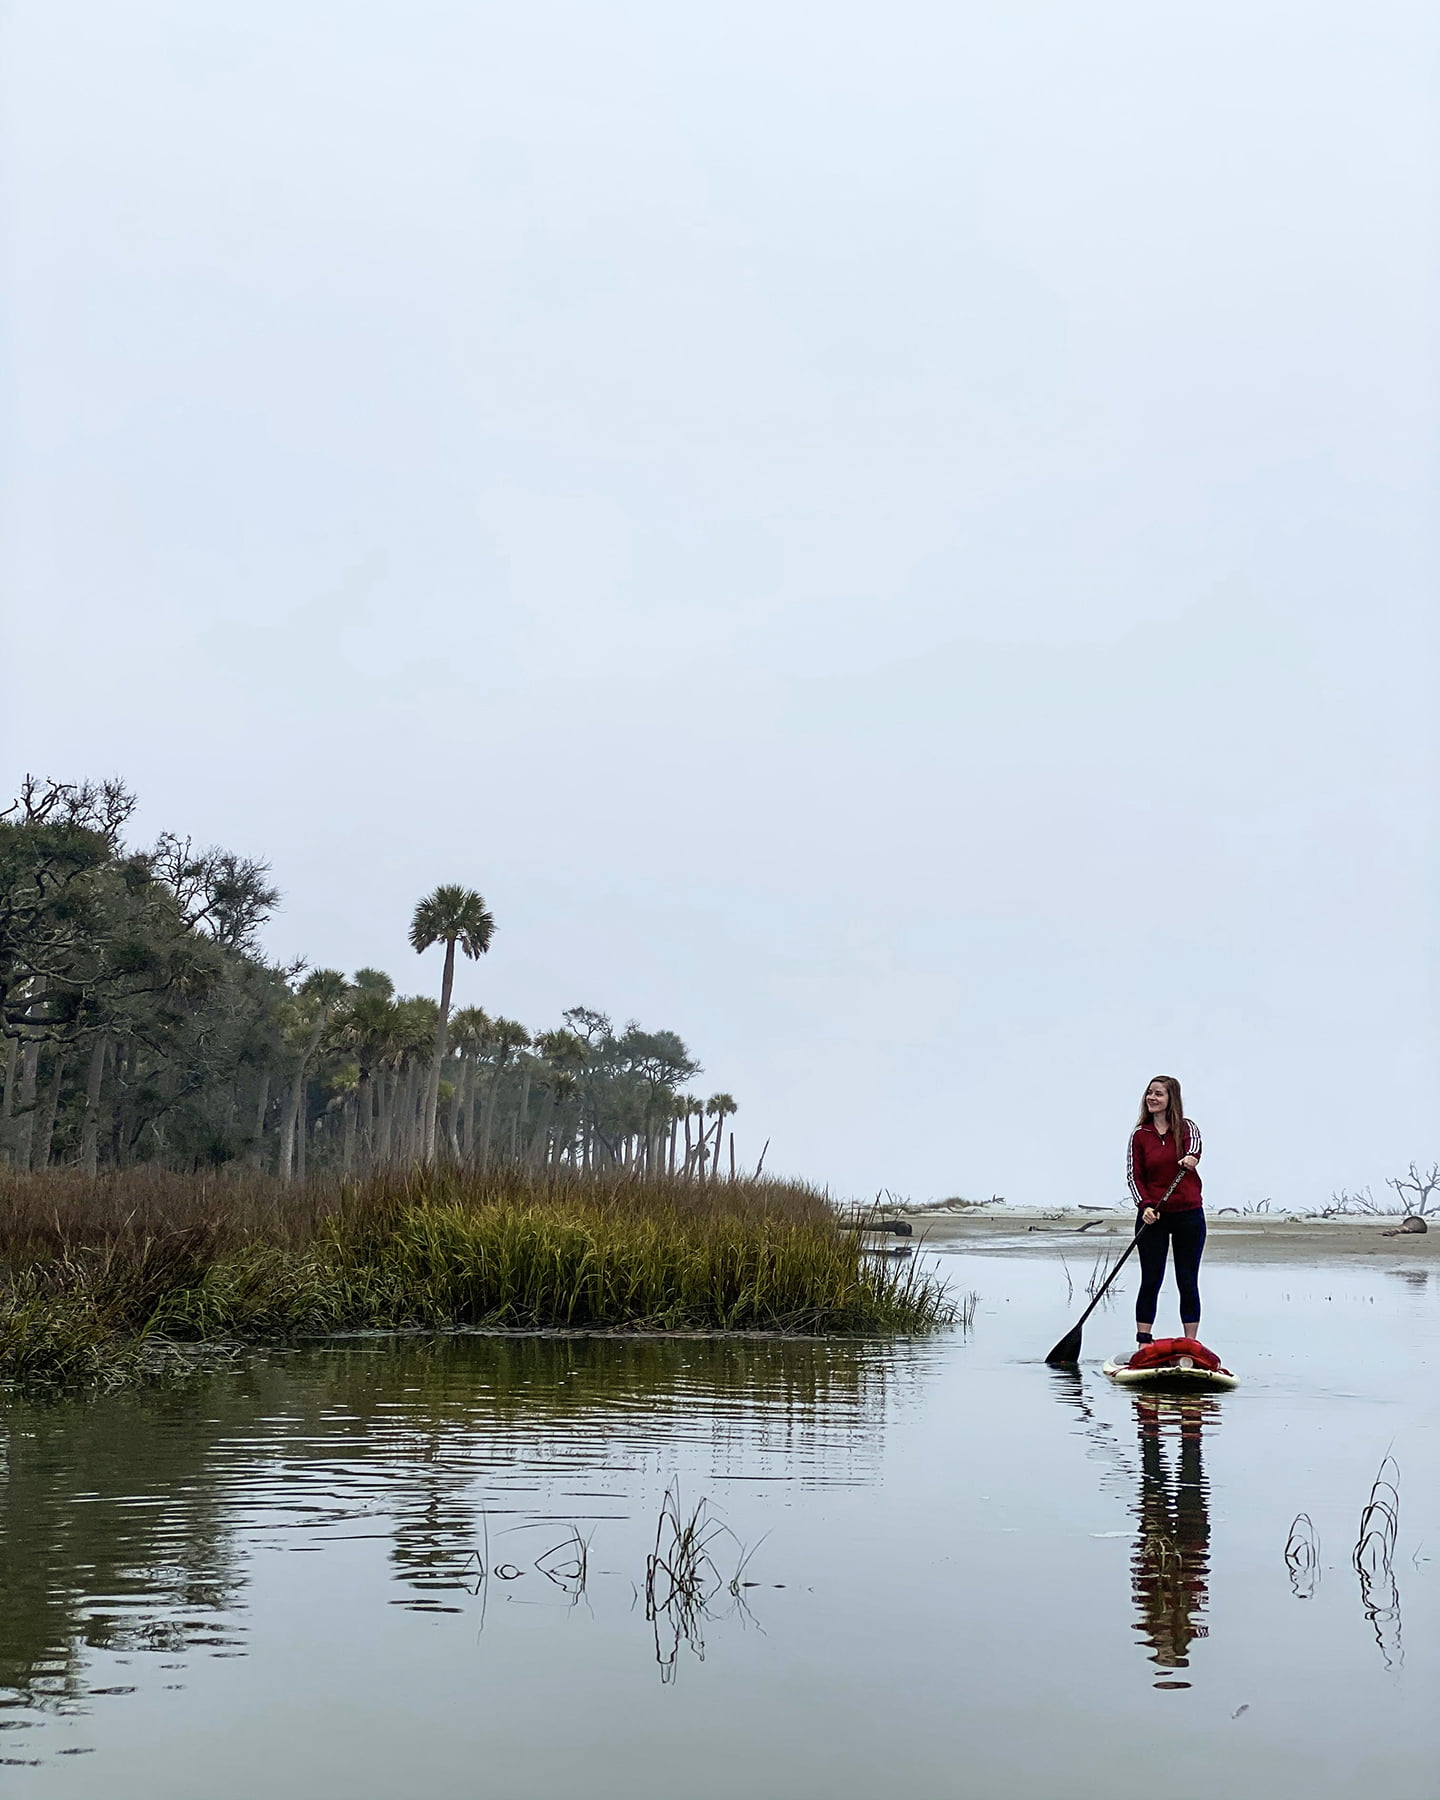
top-left (1103, 1353), bottom-right (1238, 1391)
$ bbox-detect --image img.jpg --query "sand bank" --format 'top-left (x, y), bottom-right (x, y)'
top-left (893, 1205), bottom-right (1436, 1265)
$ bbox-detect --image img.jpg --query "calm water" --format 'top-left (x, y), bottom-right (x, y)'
top-left (0, 1249), bottom-right (1436, 1799)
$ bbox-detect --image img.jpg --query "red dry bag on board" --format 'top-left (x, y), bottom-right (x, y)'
top-left (1128, 1336), bottom-right (1222, 1372)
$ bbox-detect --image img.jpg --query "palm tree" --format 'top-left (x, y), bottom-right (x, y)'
top-left (277, 969), bottom-right (350, 1181)
top-left (677, 1094), bottom-right (705, 1176)
top-left (705, 1093), bottom-right (737, 1181)
top-left (390, 994), bottom-right (439, 1162)
top-left (410, 885), bottom-right (495, 1162)
top-left (338, 990), bottom-right (401, 1172)
top-left (477, 1016), bottom-right (530, 1168)
top-left (524, 1032), bottom-right (586, 1169)
top-left (448, 1006), bottom-right (491, 1161)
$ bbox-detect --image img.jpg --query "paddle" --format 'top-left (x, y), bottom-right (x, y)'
top-left (1044, 1169), bottom-right (1187, 1366)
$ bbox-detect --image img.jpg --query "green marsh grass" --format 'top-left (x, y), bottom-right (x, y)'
top-left (0, 1167), bottom-right (954, 1391)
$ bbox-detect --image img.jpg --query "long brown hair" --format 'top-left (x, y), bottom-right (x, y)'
top-left (1137, 1074), bottom-right (1184, 1137)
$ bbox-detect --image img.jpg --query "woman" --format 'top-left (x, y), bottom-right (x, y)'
top-left (1127, 1075), bottom-right (1205, 1345)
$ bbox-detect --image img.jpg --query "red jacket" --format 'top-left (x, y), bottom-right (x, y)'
top-left (1127, 1119), bottom-right (1204, 1213)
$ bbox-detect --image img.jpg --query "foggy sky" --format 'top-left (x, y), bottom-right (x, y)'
top-left (3, 0), bottom-right (1436, 1208)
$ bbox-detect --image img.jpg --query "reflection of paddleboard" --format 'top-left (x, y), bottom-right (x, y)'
top-left (1103, 1337), bottom-right (1238, 1391)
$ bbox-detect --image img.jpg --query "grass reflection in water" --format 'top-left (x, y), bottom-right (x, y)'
top-left (0, 1331), bottom-right (906, 1719)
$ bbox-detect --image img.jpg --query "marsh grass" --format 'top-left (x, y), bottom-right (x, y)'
top-left (1353, 1455), bottom-right (1402, 1666)
top-left (0, 1167), bottom-right (954, 1391)
top-left (645, 1481), bottom-right (759, 1679)
top-left (1284, 1511), bottom-right (1320, 1600)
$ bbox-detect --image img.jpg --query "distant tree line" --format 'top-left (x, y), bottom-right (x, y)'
top-left (0, 777), bottom-right (741, 1179)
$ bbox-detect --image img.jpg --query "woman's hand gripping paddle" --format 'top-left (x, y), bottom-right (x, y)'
top-left (1044, 1169), bottom-right (1187, 1366)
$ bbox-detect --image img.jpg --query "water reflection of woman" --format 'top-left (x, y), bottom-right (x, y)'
top-left (1130, 1396), bottom-right (1214, 1687)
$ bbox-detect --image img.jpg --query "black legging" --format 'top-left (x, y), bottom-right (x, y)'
top-left (1135, 1208), bottom-right (1206, 1327)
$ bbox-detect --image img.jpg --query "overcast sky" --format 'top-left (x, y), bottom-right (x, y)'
top-left (3, 0), bottom-right (1436, 1209)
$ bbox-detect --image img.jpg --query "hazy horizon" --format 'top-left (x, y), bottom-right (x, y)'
top-left (4, 0), bottom-right (1436, 1208)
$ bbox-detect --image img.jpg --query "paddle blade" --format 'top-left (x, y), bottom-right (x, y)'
top-left (1045, 1326), bottom-right (1082, 1366)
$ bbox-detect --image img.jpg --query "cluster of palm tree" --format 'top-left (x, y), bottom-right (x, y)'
top-left (1, 778), bottom-right (742, 1180)
top-left (280, 965), bottom-right (741, 1183)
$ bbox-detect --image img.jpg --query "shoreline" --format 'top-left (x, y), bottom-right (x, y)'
top-left (892, 1205), bottom-right (1435, 1265)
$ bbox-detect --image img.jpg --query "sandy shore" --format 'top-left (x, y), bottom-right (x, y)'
top-left (884, 1205), bottom-right (1436, 1265)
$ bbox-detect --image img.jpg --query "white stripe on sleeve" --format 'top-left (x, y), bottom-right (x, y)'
top-left (1127, 1133), bottom-right (1144, 1207)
